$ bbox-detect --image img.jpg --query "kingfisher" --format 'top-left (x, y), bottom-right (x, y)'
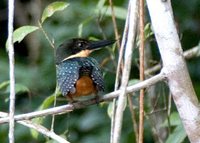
top-left (55, 38), bottom-right (114, 102)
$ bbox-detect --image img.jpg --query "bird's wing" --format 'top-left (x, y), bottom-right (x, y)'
top-left (56, 59), bottom-right (80, 96)
top-left (84, 57), bottom-right (105, 91)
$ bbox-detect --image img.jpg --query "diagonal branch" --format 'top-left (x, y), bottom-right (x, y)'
top-left (0, 72), bottom-right (165, 124)
top-left (0, 112), bottom-right (70, 143)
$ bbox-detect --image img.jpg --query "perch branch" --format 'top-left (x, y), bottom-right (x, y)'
top-left (0, 72), bottom-right (165, 124)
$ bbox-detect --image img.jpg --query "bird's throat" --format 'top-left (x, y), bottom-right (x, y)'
top-left (62, 50), bottom-right (92, 61)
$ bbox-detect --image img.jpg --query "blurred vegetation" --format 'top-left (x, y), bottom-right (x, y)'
top-left (0, 0), bottom-right (200, 143)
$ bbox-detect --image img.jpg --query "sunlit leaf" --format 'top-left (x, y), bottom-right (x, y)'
top-left (6, 26), bottom-right (39, 49)
top-left (13, 26), bottom-right (39, 43)
top-left (107, 102), bottom-right (113, 118)
top-left (96, 0), bottom-right (106, 10)
top-left (0, 81), bottom-right (9, 90)
top-left (41, 2), bottom-right (69, 23)
top-left (144, 23), bottom-right (154, 40)
top-left (166, 124), bottom-right (187, 143)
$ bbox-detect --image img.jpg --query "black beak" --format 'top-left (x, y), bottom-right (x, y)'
top-left (88, 40), bottom-right (115, 50)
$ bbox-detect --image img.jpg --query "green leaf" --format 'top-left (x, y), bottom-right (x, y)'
top-left (30, 117), bottom-right (45, 139)
top-left (144, 23), bottom-right (154, 40)
top-left (107, 97), bottom-right (127, 118)
top-left (39, 87), bottom-right (61, 110)
top-left (5, 83), bottom-right (30, 95)
top-left (31, 88), bottom-right (61, 139)
top-left (107, 102), bottom-right (113, 118)
top-left (30, 95), bottom-right (55, 139)
top-left (166, 124), bottom-right (187, 143)
top-left (41, 2), bottom-right (69, 23)
top-left (128, 79), bottom-right (140, 86)
top-left (0, 81), bottom-right (10, 90)
top-left (162, 112), bottom-right (182, 127)
top-left (6, 26), bottom-right (39, 49)
top-left (13, 26), bottom-right (39, 43)
top-left (38, 94), bottom-right (55, 110)
top-left (96, 0), bottom-right (106, 10)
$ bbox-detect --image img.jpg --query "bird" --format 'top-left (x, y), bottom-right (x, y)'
top-left (55, 38), bottom-right (115, 102)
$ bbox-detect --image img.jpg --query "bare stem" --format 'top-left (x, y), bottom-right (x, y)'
top-left (38, 21), bottom-right (55, 49)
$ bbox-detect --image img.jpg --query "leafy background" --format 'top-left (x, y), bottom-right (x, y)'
top-left (0, 0), bottom-right (200, 143)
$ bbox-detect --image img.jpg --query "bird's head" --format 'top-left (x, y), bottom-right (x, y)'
top-left (55, 38), bottom-right (115, 64)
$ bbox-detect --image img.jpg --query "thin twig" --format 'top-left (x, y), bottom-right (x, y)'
top-left (38, 21), bottom-right (55, 49)
top-left (8, 0), bottom-right (15, 142)
top-left (139, 0), bottom-right (145, 142)
top-left (50, 87), bottom-right (59, 132)
top-left (145, 112), bottom-right (164, 143)
top-left (183, 45), bottom-right (200, 59)
top-left (0, 112), bottom-right (70, 143)
top-left (109, 0), bottom-right (121, 49)
top-left (127, 95), bottom-right (139, 143)
top-left (0, 72), bottom-right (165, 124)
top-left (144, 45), bottom-right (200, 75)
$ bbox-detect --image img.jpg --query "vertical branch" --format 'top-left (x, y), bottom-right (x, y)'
top-left (109, 0), bottom-right (127, 141)
top-left (109, 2), bottom-right (140, 141)
top-left (110, 3), bottom-right (129, 143)
top-left (139, 0), bottom-right (145, 142)
top-left (7, 0), bottom-right (15, 143)
top-left (112, 0), bottom-right (138, 143)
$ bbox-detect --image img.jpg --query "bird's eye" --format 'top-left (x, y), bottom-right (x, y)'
top-left (77, 42), bottom-right (83, 48)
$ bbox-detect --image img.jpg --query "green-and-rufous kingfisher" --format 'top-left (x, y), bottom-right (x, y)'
top-left (55, 38), bottom-right (114, 102)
